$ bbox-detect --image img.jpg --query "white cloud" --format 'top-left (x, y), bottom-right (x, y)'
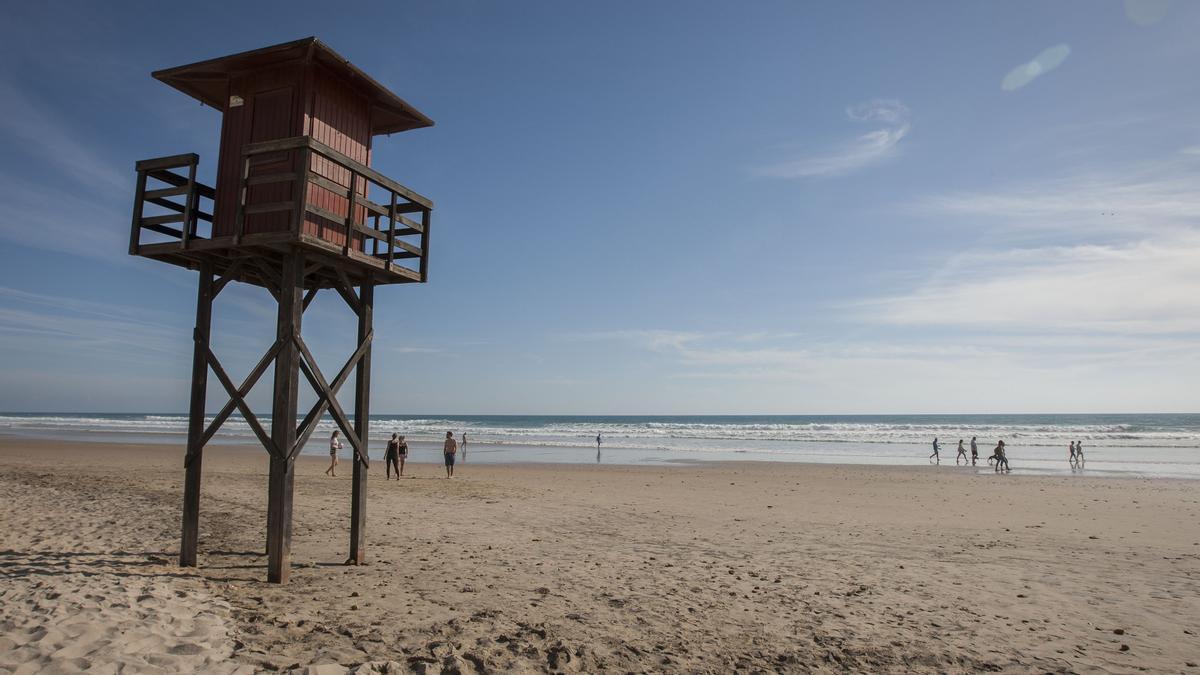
top-left (889, 156), bottom-right (1200, 334)
top-left (757, 100), bottom-right (911, 178)
top-left (855, 234), bottom-right (1200, 333)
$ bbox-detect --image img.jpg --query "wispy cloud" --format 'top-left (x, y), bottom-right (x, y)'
top-left (571, 327), bottom-right (1200, 412)
top-left (911, 153), bottom-right (1200, 236)
top-left (0, 81), bottom-right (127, 194)
top-left (0, 177), bottom-right (128, 262)
top-left (0, 286), bottom-right (187, 361)
top-left (757, 99), bottom-right (911, 178)
top-left (570, 329), bottom-right (706, 351)
top-left (0, 78), bottom-right (131, 262)
top-left (395, 346), bottom-right (444, 354)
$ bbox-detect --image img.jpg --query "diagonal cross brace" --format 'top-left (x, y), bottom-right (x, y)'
top-left (212, 259), bottom-right (246, 299)
top-left (293, 333), bottom-right (370, 466)
top-left (206, 347), bottom-right (285, 459)
top-left (196, 338), bottom-right (284, 452)
top-left (302, 287), bottom-right (320, 313)
top-left (251, 257), bottom-right (281, 302)
top-left (333, 268), bottom-right (361, 315)
top-left (291, 329), bottom-right (372, 459)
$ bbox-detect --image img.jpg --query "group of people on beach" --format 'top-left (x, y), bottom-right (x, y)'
top-left (929, 436), bottom-right (1093, 472)
top-left (324, 429), bottom-right (469, 480)
top-left (929, 436), bottom-right (1010, 472)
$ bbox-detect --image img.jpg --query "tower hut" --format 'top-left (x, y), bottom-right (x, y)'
top-left (128, 37), bottom-right (434, 583)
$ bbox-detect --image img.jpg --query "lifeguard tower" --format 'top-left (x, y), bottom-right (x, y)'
top-left (128, 37), bottom-right (434, 583)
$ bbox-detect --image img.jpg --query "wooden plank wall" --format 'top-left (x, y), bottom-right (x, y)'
top-left (304, 66), bottom-right (372, 250)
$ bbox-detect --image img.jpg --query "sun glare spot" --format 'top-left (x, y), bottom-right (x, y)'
top-left (1002, 44), bottom-right (1070, 91)
top-left (1125, 0), bottom-right (1172, 26)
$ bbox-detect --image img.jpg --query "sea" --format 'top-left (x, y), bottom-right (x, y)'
top-left (2, 412), bottom-right (1198, 479)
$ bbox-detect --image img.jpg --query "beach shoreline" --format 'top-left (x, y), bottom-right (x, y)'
top-left (3, 427), bottom-right (1198, 480)
top-left (2, 437), bottom-right (1198, 672)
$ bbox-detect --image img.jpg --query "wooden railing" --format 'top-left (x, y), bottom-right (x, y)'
top-left (237, 136), bottom-right (433, 282)
top-left (129, 153), bottom-right (215, 254)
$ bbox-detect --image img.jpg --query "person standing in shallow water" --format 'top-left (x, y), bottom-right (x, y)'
top-left (970, 436), bottom-right (979, 466)
top-left (929, 437), bottom-right (940, 463)
top-left (325, 430), bottom-right (342, 477)
top-left (461, 433), bottom-right (468, 463)
top-left (955, 439), bottom-right (968, 464)
top-left (443, 431), bottom-right (457, 479)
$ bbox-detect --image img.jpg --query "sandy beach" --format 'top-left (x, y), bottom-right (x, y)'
top-left (1, 437), bottom-right (1198, 673)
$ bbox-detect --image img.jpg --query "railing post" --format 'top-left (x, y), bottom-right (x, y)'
top-left (129, 170), bottom-right (147, 255)
top-left (344, 170), bottom-right (358, 256)
top-left (234, 154), bottom-right (250, 244)
top-left (419, 207), bottom-right (431, 282)
top-left (181, 156), bottom-right (198, 249)
top-left (386, 192), bottom-right (397, 272)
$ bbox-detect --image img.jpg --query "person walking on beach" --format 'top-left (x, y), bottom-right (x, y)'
top-left (994, 440), bottom-right (1010, 473)
top-left (385, 433), bottom-right (402, 480)
top-left (970, 436), bottom-right (979, 465)
top-left (1075, 440), bottom-right (1084, 463)
top-left (929, 437), bottom-right (940, 463)
top-left (955, 439), bottom-right (968, 464)
top-left (443, 431), bottom-right (458, 479)
top-left (325, 430), bottom-right (342, 477)
top-left (1068, 441), bottom-right (1077, 464)
top-left (397, 435), bottom-right (409, 476)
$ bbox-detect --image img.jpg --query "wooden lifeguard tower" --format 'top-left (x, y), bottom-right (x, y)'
top-left (128, 37), bottom-right (434, 583)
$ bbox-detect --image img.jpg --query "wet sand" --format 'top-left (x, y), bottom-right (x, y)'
top-left (1, 437), bottom-right (1198, 673)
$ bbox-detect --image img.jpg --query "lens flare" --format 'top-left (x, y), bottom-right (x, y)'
top-left (1002, 44), bottom-right (1071, 91)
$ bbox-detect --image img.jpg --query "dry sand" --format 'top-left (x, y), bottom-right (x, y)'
top-left (1, 437), bottom-right (1198, 673)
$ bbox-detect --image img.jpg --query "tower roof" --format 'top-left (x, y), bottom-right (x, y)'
top-left (152, 36), bottom-right (434, 135)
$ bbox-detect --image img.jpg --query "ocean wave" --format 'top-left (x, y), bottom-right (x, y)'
top-left (3, 414), bottom-right (1199, 450)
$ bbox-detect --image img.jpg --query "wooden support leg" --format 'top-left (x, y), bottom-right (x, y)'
top-left (180, 263), bottom-right (214, 568)
top-left (266, 455), bottom-right (295, 583)
top-left (267, 252), bottom-right (304, 584)
top-left (348, 281), bottom-right (373, 564)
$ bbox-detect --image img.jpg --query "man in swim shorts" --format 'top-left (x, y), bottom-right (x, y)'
top-left (443, 431), bottom-right (457, 479)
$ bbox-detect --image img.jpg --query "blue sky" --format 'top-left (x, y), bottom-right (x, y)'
top-left (1, 0), bottom-right (1198, 414)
